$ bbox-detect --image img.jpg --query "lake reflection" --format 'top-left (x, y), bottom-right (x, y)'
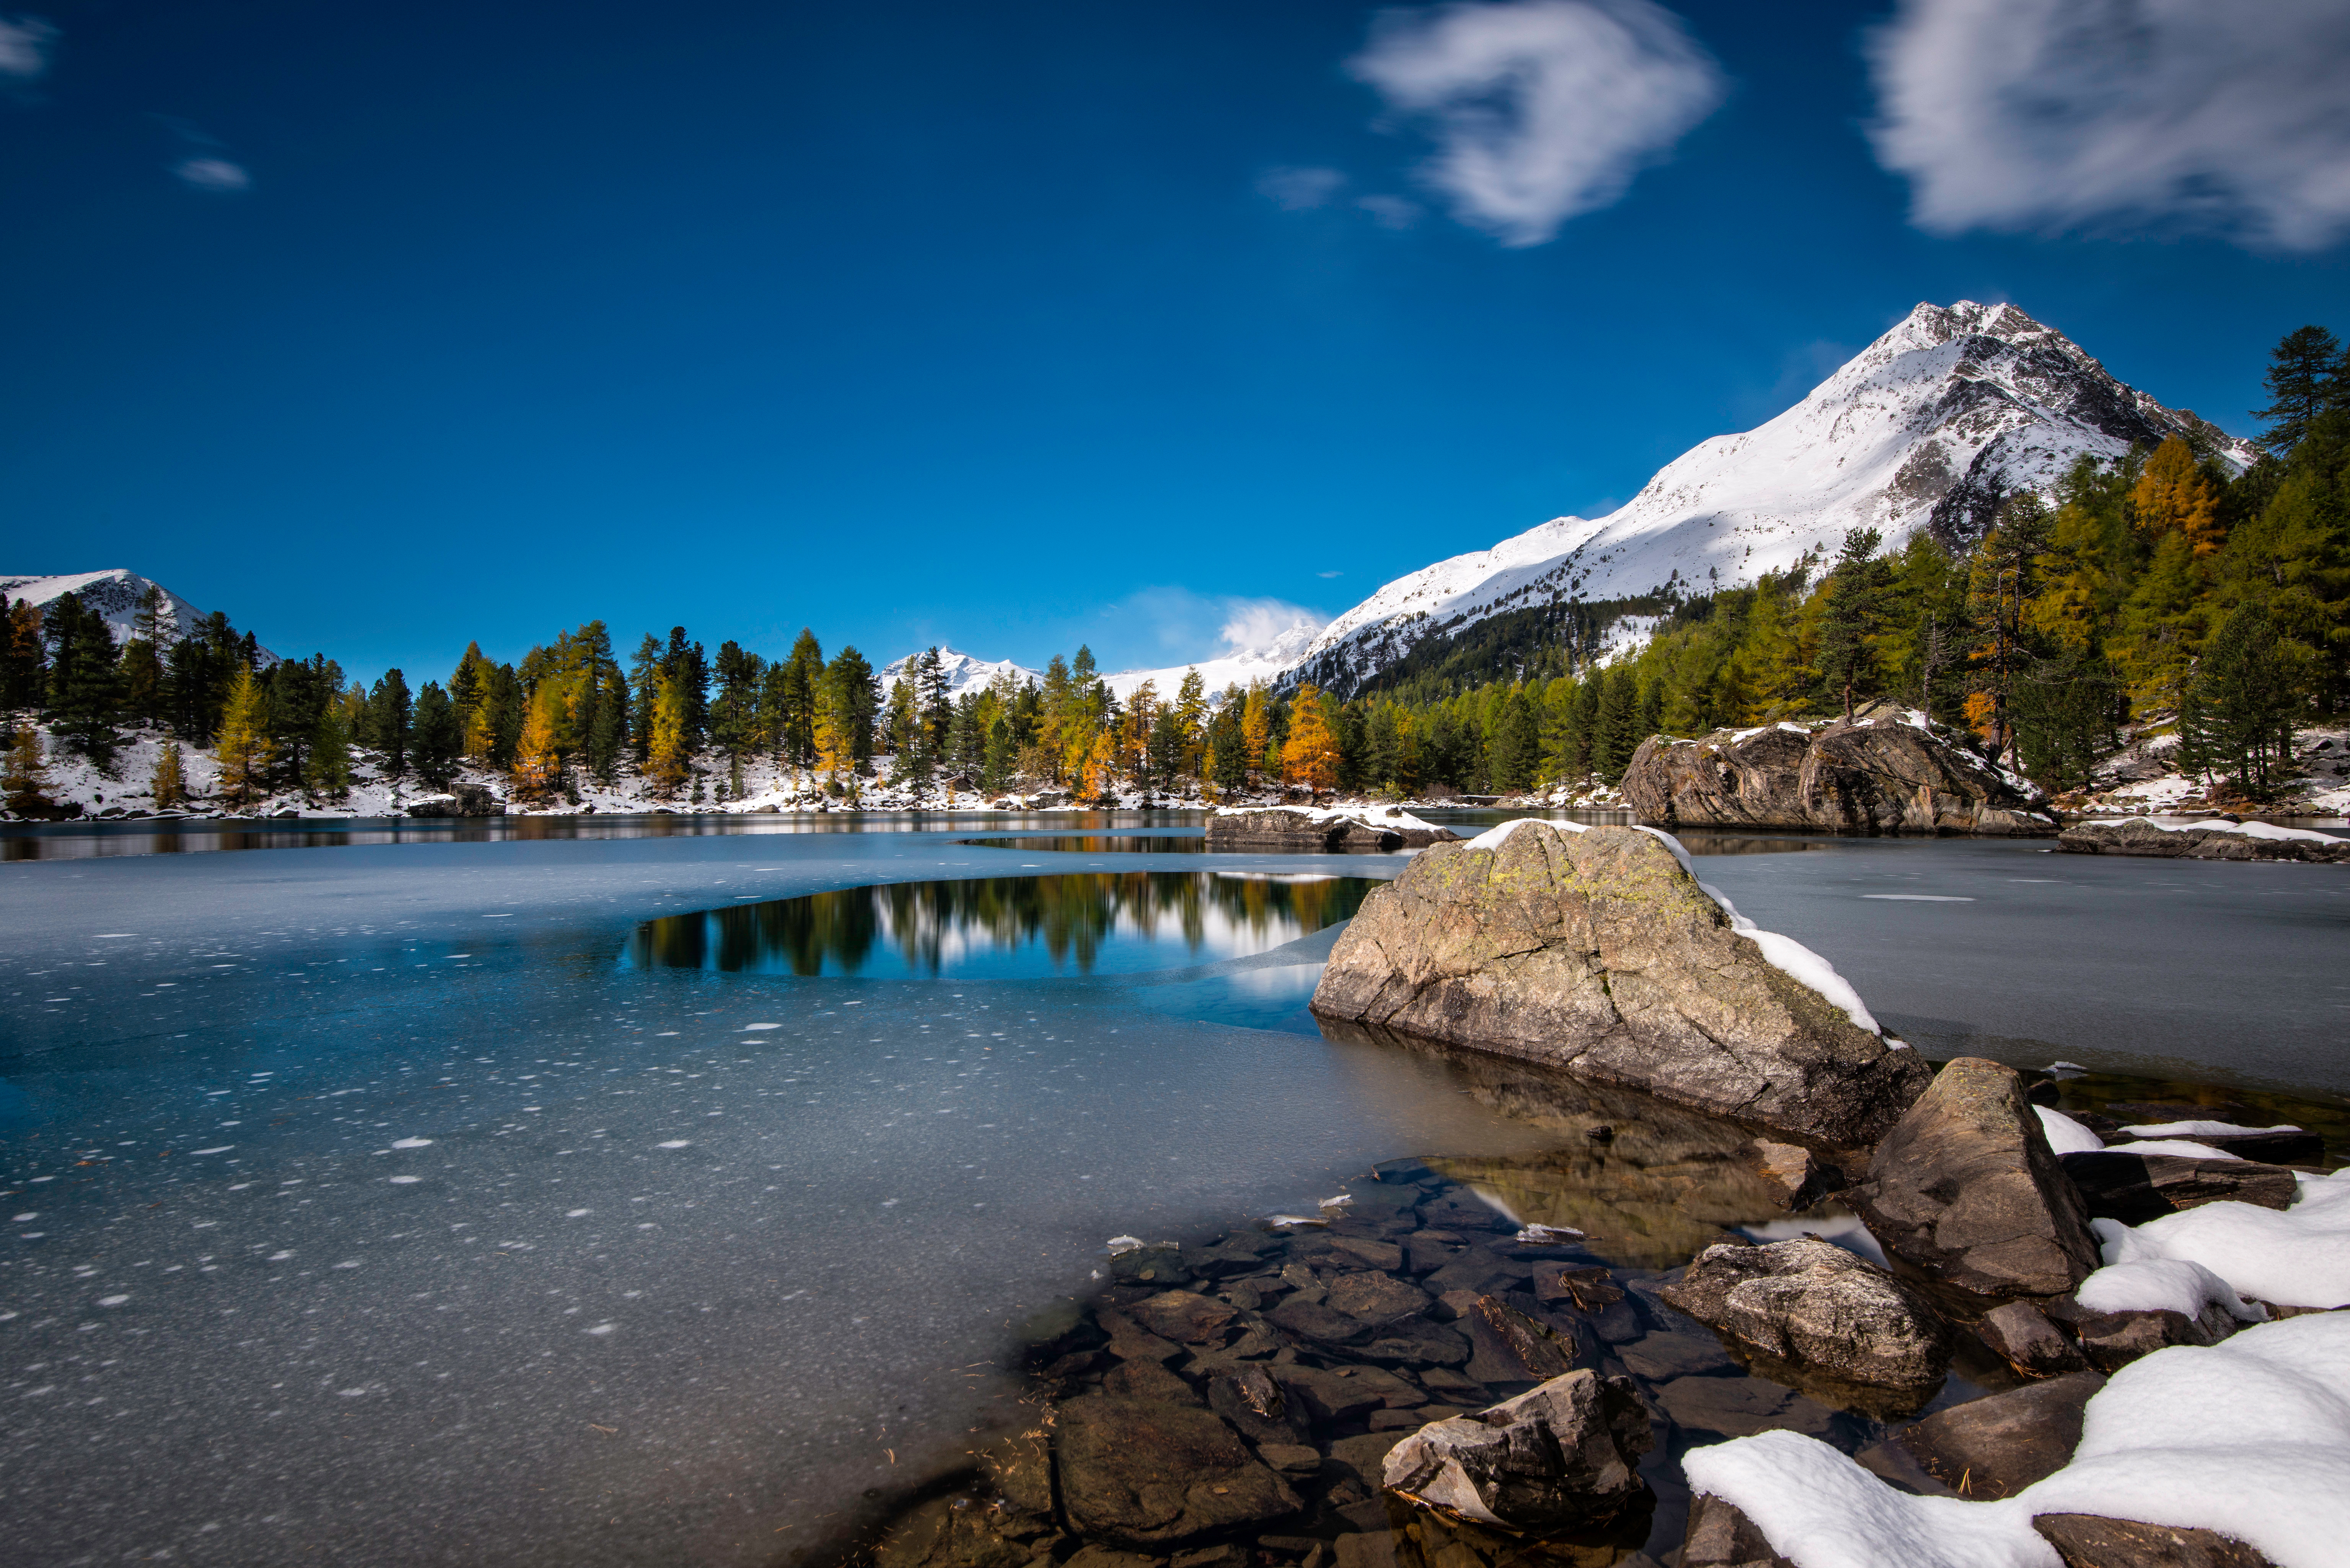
top-left (960, 833), bottom-right (1206, 854)
top-left (623, 870), bottom-right (1374, 978)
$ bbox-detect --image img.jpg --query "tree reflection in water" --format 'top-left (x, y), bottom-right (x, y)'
top-left (624, 872), bottom-right (1374, 978)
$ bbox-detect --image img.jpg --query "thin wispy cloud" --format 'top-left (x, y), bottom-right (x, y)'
top-left (1256, 165), bottom-right (1347, 211)
top-left (1348, 0), bottom-right (1724, 247)
top-left (0, 13), bottom-right (56, 79)
top-left (1355, 194), bottom-right (1423, 230)
top-left (1867, 0), bottom-right (2350, 252)
top-left (174, 156), bottom-right (252, 191)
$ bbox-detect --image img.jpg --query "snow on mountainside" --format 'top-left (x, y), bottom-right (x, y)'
top-left (1101, 620), bottom-right (1321, 702)
top-left (1, 569), bottom-right (279, 664)
top-left (883, 621), bottom-right (1325, 706)
top-left (878, 646), bottom-right (1043, 700)
top-left (1292, 301), bottom-right (2256, 694)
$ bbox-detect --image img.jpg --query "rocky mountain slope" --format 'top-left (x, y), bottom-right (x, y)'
top-left (1290, 301), bottom-right (2256, 695)
top-left (884, 621), bottom-right (1323, 705)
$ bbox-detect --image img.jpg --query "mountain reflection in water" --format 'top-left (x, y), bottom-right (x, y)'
top-left (623, 871), bottom-right (1375, 978)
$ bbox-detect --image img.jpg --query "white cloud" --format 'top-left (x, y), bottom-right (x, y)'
top-left (1317, 570), bottom-right (1345, 579)
top-left (1355, 193), bottom-right (1424, 229)
top-left (1256, 165), bottom-right (1347, 210)
top-left (0, 14), bottom-right (56, 78)
top-left (174, 157), bottom-right (251, 192)
top-left (1866, 0), bottom-right (2350, 252)
top-left (1348, 0), bottom-right (1723, 247)
top-left (1217, 598), bottom-right (1326, 654)
top-left (1105, 588), bottom-right (1329, 666)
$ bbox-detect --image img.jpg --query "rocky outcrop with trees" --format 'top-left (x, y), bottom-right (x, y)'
top-left (1620, 712), bottom-right (2057, 835)
top-left (2058, 815), bottom-right (2350, 861)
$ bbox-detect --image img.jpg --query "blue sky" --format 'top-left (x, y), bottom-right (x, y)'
top-left (4, 0), bottom-right (2345, 683)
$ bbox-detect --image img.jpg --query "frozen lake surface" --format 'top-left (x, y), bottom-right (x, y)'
top-left (1, 811), bottom-right (2343, 1565)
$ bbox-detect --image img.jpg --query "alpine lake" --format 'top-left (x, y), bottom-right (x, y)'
top-left (2, 808), bottom-right (2344, 1568)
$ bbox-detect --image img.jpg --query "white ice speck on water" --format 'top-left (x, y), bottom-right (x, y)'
top-left (334, 1261), bottom-right (362, 1269)
top-left (742, 1023), bottom-right (780, 1031)
top-left (97, 1295), bottom-right (129, 1307)
top-left (584, 1322), bottom-right (616, 1335)
top-left (269, 1251), bottom-right (292, 1261)
top-left (390, 1138), bottom-right (432, 1148)
top-left (388, 1176), bottom-right (421, 1184)
top-left (11, 1213), bottom-right (33, 1222)
top-left (656, 1140), bottom-right (691, 1149)
top-left (191, 1146), bottom-right (234, 1155)
top-left (1860, 894), bottom-right (1975, 901)
top-left (565, 1209), bottom-right (591, 1218)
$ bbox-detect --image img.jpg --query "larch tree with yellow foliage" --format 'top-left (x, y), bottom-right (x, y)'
top-left (1239, 682), bottom-right (1271, 787)
top-left (646, 675), bottom-right (692, 799)
top-left (1280, 685), bottom-right (1342, 794)
top-left (510, 688), bottom-right (566, 801)
top-left (2132, 437), bottom-right (2226, 558)
top-left (213, 666), bottom-right (275, 808)
top-left (1080, 730), bottom-right (1119, 799)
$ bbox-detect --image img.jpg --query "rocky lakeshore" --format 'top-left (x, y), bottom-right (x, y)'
top-left (846, 819), bottom-right (2346, 1568)
top-left (1204, 807), bottom-right (1461, 853)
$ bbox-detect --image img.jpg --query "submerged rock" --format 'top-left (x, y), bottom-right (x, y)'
top-left (1847, 1057), bottom-right (2102, 1303)
top-left (1309, 821), bottom-right (1929, 1149)
top-left (1055, 1396), bottom-right (1302, 1547)
top-left (1381, 1369), bottom-right (1653, 1531)
top-left (2057, 817), bottom-right (2350, 863)
top-left (1621, 716), bottom-right (2054, 836)
top-left (1661, 1236), bottom-right (1952, 1404)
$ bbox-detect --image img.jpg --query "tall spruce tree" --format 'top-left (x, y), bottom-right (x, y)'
top-left (1816, 527), bottom-right (1890, 720)
top-left (370, 669), bottom-right (414, 779)
top-left (412, 681), bottom-right (463, 789)
top-left (2252, 325), bottom-right (2344, 456)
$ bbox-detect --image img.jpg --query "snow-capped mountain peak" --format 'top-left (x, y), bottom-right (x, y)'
top-left (878, 646), bottom-right (1044, 700)
top-left (1291, 300), bottom-right (2254, 694)
top-left (0, 569), bottom-right (279, 664)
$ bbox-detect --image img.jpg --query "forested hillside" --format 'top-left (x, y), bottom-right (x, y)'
top-left (4, 327), bottom-right (2343, 817)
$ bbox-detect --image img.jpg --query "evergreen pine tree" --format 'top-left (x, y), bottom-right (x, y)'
top-left (2190, 603), bottom-right (2304, 797)
top-left (1816, 527), bottom-right (1890, 719)
top-left (49, 593), bottom-right (123, 765)
top-left (486, 664), bottom-right (525, 767)
top-left (370, 669), bottom-right (413, 779)
top-left (214, 666), bottom-right (275, 809)
top-left (2, 595), bottom-right (46, 713)
top-left (2252, 325), bottom-right (2344, 456)
top-left (586, 668), bottom-right (628, 787)
top-left (308, 696), bottom-right (353, 802)
top-left (411, 682), bottom-right (463, 789)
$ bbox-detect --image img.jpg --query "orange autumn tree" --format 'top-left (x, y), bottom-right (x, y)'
top-left (1280, 684), bottom-right (1342, 794)
top-left (510, 687), bottom-right (565, 800)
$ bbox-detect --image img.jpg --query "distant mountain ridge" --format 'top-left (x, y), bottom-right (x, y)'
top-left (1289, 301), bottom-right (2256, 695)
top-left (1, 569), bottom-right (280, 665)
top-left (881, 621), bottom-right (1324, 706)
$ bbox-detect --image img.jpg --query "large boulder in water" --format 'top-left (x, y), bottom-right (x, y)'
top-left (1847, 1057), bottom-right (2102, 1303)
top-left (1621, 715), bottom-right (2054, 836)
top-left (1308, 820), bottom-right (1929, 1149)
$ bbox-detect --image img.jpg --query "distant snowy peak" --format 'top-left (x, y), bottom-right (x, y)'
top-left (1105, 620), bottom-right (1322, 701)
top-left (878, 646), bottom-right (1044, 699)
top-left (1294, 299), bottom-right (2256, 694)
top-left (0, 569), bottom-right (278, 664)
top-left (880, 622), bottom-right (1325, 708)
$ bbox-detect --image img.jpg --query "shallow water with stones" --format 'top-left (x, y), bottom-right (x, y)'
top-left (1, 810), bottom-right (2343, 1566)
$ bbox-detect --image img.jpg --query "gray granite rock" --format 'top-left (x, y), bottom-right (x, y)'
top-left (1381, 1369), bottom-right (1652, 1531)
top-left (1309, 821), bottom-right (1930, 1149)
top-left (1847, 1057), bottom-right (2101, 1303)
top-left (1661, 1236), bottom-right (1952, 1399)
top-left (1623, 718), bottom-right (2054, 836)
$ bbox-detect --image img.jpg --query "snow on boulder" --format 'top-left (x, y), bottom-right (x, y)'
top-left (2075, 1169), bottom-right (2350, 1311)
top-left (1308, 819), bottom-right (1930, 1148)
top-left (1203, 804), bottom-right (1458, 851)
top-left (2059, 816), bottom-right (2350, 863)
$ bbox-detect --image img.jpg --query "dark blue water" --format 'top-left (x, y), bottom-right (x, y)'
top-left (2, 808), bottom-right (2344, 1567)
